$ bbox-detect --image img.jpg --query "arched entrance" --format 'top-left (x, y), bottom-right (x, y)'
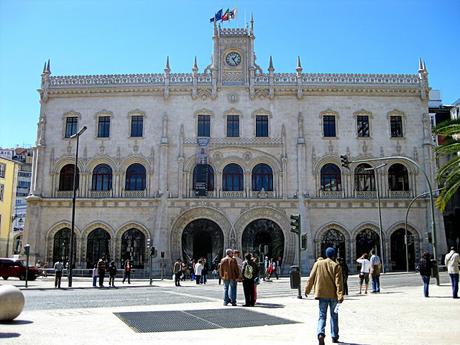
top-left (120, 228), bottom-right (146, 268)
top-left (242, 219), bottom-right (284, 262)
top-left (355, 228), bottom-right (381, 257)
top-left (86, 228), bottom-right (111, 268)
top-left (391, 228), bottom-right (416, 271)
top-left (182, 219), bottom-right (224, 264)
top-left (53, 228), bottom-right (76, 266)
top-left (320, 229), bottom-right (346, 259)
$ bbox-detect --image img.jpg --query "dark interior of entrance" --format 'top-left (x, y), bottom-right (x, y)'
top-left (182, 219), bottom-right (224, 265)
top-left (391, 228), bottom-right (416, 271)
top-left (242, 219), bottom-right (284, 263)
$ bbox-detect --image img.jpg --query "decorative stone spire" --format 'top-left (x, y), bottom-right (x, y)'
top-left (418, 58), bottom-right (424, 73)
top-left (250, 13), bottom-right (254, 35)
top-left (296, 56), bottom-right (303, 74)
top-left (164, 57), bottom-right (170, 99)
top-left (46, 59), bottom-right (51, 74)
top-left (40, 59), bottom-right (51, 103)
top-left (268, 56), bottom-right (274, 73)
top-left (192, 56), bottom-right (198, 73)
top-left (417, 58), bottom-right (429, 100)
top-left (165, 56), bottom-right (170, 74)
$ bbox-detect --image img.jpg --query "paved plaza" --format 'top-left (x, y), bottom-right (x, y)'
top-left (0, 272), bottom-right (459, 345)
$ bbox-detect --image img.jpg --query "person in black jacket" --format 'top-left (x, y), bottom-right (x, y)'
top-left (108, 261), bottom-right (117, 288)
top-left (418, 252), bottom-right (432, 297)
top-left (337, 257), bottom-right (349, 295)
top-left (242, 253), bottom-right (259, 307)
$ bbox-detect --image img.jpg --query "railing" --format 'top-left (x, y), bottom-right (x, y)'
top-left (318, 190), bottom-right (344, 199)
top-left (55, 190), bottom-right (74, 198)
top-left (89, 190), bottom-right (112, 198)
top-left (355, 191), bottom-right (377, 199)
top-left (122, 190), bottom-right (147, 198)
top-left (389, 190), bottom-right (412, 198)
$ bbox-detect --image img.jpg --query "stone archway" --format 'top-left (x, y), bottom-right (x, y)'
top-left (181, 219), bottom-right (224, 264)
top-left (86, 228), bottom-right (111, 268)
top-left (390, 227), bottom-right (417, 271)
top-left (241, 219), bottom-right (284, 263)
top-left (355, 228), bottom-right (381, 257)
top-left (170, 207), bottom-right (232, 265)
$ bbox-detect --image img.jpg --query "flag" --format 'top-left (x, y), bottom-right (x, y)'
top-left (210, 9), bottom-right (223, 22)
top-left (221, 8), bottom-right (237, 22)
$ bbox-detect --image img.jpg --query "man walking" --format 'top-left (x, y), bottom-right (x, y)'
top-left (173, 258), bottom-right (182, 286)
top-left (97, 256), bottom-right (106, 288)
top-left (370, 251), bottom-right (382, 293)
top-left (305, 247), bottom-right (344, 345)
top-left (219, 248), bottom-right (240, 306)
top-left (53, 258), bottom-right (64, 289)
top-left (445, 247), bottom-right (460, 299)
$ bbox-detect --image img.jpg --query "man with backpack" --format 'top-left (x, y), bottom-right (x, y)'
top-left (242, 253), bottom-right (259, 307)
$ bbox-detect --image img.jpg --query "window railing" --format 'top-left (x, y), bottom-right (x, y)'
top-left (355, 191), bottom-right (377, 199)
top-left (122, 190), bottom-right (147, 198)
top-left (89, 190), bottom-right (113, 198)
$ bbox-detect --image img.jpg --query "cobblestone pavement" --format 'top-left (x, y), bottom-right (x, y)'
top-left (0, 273), bottom-right (458, 345)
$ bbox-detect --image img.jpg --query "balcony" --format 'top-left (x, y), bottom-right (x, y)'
top-left (89, 190), bottom-right (113, 198)
top-left (122, 190), bottom-right (147, 198)
top-left (355, 191), bottom-right (377, 199)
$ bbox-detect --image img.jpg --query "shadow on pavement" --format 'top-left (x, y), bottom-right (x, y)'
top-left (0, 333), bottom-right (21, 338)
top-left (338, 342), bottom-right (370, 345)
top-left (253, 302), bottom-right (285, 309)
top-left (0, 320), bottom-right (33, 325)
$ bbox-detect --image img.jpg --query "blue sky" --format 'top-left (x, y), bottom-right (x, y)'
top-left (1, 0), bottom-right (459, 148)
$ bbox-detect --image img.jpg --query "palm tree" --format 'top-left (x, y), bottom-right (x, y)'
top-left (433, 118), bottom-right (460, 211)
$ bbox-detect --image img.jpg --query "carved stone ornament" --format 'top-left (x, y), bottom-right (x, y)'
top-left (227, 93), bottom-right (239, 103)
top-left (328, 140), bottom-right (334, 154)
top-left (133, 141), bottom-right (139, 153)
top-left (413, 147), bottom-right (419, 162)
top-left (213, 151), bottom-right (223, 162)
top-left (362, 141), bottom-right (368, 154)
top-left (67, 141), bottom-right (72, 154)
top-left (380, 146), bottom-right (385, 157)
top-left (99, 143), bottom-right (105, 154)
top-left (243, 151), bottom-right (252, 161)
top-left (396, 141), bottom-right (402, 154)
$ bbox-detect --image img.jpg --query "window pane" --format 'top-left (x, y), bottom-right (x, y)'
top-left (390, 116), bottom-right (403, 137)
top-left (222, 164), bottom-right (244, 191)
top-left (65, 117), bottom-right (78, 138)
top-left (227, 115), bottom-right (239, 137)
top-left (131, 116), bottom-right (143, 137)
top-left (320, 164), bottom-right (341, 191)
top-left (198, 115), bottom-right (210, 137)
top-left (256, 116), bottom-right (268, 137)
top-left (98, 116), bottom-right (110, 138)
top-left (125, 164), bottom-right (146, 190)
top-left (323, 115), bottom-right (336, 137)
top-left (357, 116), bottom-right (369, 137)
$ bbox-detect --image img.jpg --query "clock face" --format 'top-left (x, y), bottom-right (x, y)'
top-left (225, 52), bottom-right (241, 66)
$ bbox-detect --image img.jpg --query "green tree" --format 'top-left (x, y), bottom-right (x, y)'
top-left (433, 118), bottom-right (460, 211)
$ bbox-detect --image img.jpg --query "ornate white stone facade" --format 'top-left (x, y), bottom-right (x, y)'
top-left (25, 22), bottom-right (446, 274)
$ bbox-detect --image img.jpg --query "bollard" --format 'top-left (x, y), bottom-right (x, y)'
top-left (0, 286), bottom-right (25, 321)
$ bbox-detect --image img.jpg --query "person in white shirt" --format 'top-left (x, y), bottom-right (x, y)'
top-left (194, 260), bottom-right (203, 285)
top-left (444, 247), bottom-right (459, 299)
top-left (370, 251), bottom-right (382, 293)
top-left (53, 259), bottom-right (64, 289)
top-left (356, 253), bottom-right (371, 294)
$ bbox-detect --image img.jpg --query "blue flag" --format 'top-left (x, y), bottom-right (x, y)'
top-left (210, 9), bottom-right (223, 23)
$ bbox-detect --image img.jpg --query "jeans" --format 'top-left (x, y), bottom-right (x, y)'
top-left (317, 298), bottom-right (339, 339)
top-left (223, 279), bottom-right (237, 305)
top-left (422, 275), bottom-right (430, 297)
top-left (449, 273), bottom-right (459, 298)
top-left (371, 275), bottom-right (380, 292)
top-left (92, 275), bottom-right (97, 287)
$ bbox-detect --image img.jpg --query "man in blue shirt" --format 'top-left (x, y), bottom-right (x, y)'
top-left (370, 251), bottom-right (382, 293)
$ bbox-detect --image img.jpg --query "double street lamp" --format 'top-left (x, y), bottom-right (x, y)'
top-left (68, 126), bottom-right (87, 287)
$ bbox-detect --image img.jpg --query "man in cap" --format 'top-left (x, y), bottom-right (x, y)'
top-left (305, 247), bottom-right (344, 345)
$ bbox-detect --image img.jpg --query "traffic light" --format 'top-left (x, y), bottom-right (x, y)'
top-left (290, 214), bottom-right (300, 234)
top-left (146, 238), bottom-right (151, 249)
top-left (161, 251), bottom-right (165, 258)
top-left (340, 155), bottom-right (350, 168)
top-left (427, 232), bottom-right (433, 244)
top-left (301, 234), bottom-right (307, 250)
top-left (151, 246), bottom-right (156, 257)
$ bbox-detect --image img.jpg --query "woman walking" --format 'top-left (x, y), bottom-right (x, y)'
top-left (418, 252), bottom-right (432, 297)
top-left (122, 259), bottom-right (131, 284)
top-left (356, 253), bottom-right (371, 294)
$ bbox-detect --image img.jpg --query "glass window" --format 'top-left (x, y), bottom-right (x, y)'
top-left (65, 117), bottom-right (78, 138)
top-left (357, 115), bottom-right (370, 137)
top-left (193, 164), bottom-right (214, 192)
top-left (222, 163), bottom-right (244, 191)
top-left (354, 164), bottom-right (375, 191)
top-left (53, 228), bottom-right (75, 265)
top-left (86, 228), bottom-right (111, 268)
top-left (256, 115), bottom-right (269, 137)
top-left (227, 115), bottom-right (239, 137)
top-left (323, 115), bottom-right (336, 137)
top-left (320, 163), bottom-right (342, 191)
top-left (131, 116), bottom-right (143, 137)
top-left (388, 163), bottom-right (409, 191)
top-left (125, 164), bottom-right (146, 191)
top-left (0, 163), bottom-right (5, 178)
top-left (0, 184), bottom-right (4, 201)
top-left (252, 164), bottom-right (273, 191)
top-left (390, 116), bottom-right (403, 137)
top-left (197, 115), bottom-right (210, 137)
top-left (92, 164), bottom-right (112, 191)
top-left (59, 164), bottom-right (79, 191)
top-left (121, 229), bottom-right (146, 268)
top-left (97, 116), bottom-right (110, 138)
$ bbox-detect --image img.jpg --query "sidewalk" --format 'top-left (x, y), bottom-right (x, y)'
top-left (1, 276), bottom-right (459, 345)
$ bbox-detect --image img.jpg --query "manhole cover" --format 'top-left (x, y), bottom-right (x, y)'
top-left (115, 308), bottom-right (297, 333)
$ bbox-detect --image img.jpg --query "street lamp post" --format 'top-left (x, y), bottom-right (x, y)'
top-left (68, 126), bottom-right (87, 287)
top-left (364, 163), bottom-right (386, 273)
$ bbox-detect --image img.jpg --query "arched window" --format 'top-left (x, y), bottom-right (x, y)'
top-left (388, 163), bottom-right (409, 191)
top-left (222, 163), bottom-right (244, 191)
top-left (125, 164), bottom-right (146, 191)
top-left (121, 229), bottom-right (146, 268)
top-left (92, 164), bottom-right (112, 191)
top-left (193, 164), bottom-right (214, 191)
top-left (252, 163), bottom-right (273, 191)
top-left (320, 164), bottom-right (341, 191)
top-left (59, 164), bottom-right (79, 191)
top-left (354, 163), bottom-right (375, 191)
top-left (86, 228), bottom-right (111, 268)
top-left (53, 228), bottom-right (76, 265)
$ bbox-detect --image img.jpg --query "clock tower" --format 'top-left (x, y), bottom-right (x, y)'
top-left (212, 17), bottom-right (256, 87)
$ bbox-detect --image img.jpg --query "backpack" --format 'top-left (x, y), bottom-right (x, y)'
top-left (243, 263), bottom-right (253, 279)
